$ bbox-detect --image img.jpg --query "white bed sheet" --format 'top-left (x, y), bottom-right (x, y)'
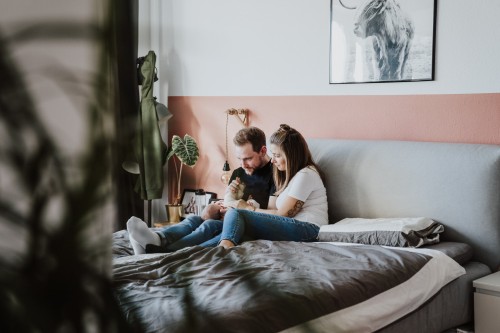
top-left (281, 243), bottom-right (466, 333)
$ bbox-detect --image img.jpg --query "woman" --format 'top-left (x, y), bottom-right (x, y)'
top-left (219, 124), bottom-right (328, 249)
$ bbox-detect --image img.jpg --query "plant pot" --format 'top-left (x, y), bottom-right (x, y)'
top-left (165, 204), bottom-right (183, 223)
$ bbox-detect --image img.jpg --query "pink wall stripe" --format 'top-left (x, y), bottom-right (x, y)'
top-left (167, 93), bottom-right (500, 197)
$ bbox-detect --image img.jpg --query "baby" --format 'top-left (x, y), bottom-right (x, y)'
top-left (200, 203), bottom-right (224, 220)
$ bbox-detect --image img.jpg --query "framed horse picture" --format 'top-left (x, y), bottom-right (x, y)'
top-left (329, 0), bottom-right (436, 84)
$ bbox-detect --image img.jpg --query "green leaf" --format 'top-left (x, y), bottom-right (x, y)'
top-left (166, 145), bottom-right (175, 161)
top-left (170, 134), bottom-right (199, 167)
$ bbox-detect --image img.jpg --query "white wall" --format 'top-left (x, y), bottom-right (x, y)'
top-left (152, 0), bottom-right (500, 96)
top-left (138, 0), bottom-right (172, 221)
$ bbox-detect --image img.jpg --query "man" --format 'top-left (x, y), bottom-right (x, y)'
top-left (127, 126), bottom-right (275, 254)
top-left (225, 126), bottom-right (275, 209)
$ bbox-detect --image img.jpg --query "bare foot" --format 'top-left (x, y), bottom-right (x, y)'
top-left (219, 239), bottom-right (236, 249)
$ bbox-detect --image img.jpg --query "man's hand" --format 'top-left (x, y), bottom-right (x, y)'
top-left (224, 177), bottom-right (245, 203)
top-left (226, 177), bottom-right (240, 194)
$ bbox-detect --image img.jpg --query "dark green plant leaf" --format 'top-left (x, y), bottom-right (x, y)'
top-left (170, 134), bottom-right (199, 167)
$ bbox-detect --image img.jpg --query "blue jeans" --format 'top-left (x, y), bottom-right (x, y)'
top-left (219, 209), bottom-right (320, 245)
top-left (155, 215), bottom-right (222, 251)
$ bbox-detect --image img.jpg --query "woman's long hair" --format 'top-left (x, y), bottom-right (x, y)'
top-left (269, 124), bottom-right (325, 195)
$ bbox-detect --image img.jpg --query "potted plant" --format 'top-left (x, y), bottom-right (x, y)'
top-left (166, 134), bottom-right (199, 221)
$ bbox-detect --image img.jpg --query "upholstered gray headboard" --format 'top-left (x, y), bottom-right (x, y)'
top-left (308, 139), bottom-right (500, 271)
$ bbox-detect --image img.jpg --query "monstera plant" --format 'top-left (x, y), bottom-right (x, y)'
top-left (167, 134), bottom-right (199, 205)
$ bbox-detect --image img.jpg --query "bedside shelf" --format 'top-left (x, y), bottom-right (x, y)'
top-left (473, 271), bottom-right (500, 333)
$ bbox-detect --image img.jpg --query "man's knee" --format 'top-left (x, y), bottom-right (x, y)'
top-left (181, 215), bottom-right (204, 229)
top-left (199, 219), bottom-right (223, 233)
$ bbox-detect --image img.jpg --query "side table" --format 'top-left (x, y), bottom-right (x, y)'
top-left (473, 270), bottom-right (500, 333)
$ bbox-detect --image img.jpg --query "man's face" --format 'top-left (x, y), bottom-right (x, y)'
top-left (235, 143), bottom-right (266, 175)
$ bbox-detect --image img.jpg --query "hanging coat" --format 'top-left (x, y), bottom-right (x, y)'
top-left (133, 51), bottom-right (167, 200)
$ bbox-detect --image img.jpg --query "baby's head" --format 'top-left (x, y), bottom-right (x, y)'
top-left (201, 203), bottom-right (222, 220)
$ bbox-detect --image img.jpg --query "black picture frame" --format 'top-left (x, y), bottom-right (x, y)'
top-left (205, 191), bottom-right (218, 204)
top-left (181, 189), bottom-right (218, 215)
top-left (329, 0), bottom-right (436, 84)
top-left (181, 189), bottom-right (197, 215)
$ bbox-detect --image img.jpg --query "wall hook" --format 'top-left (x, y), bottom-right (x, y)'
top-left (226, 108), bottom-right (249, 126)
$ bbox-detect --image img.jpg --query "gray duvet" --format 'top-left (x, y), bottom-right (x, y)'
top-left (113, 233), bottom-right (430, 333)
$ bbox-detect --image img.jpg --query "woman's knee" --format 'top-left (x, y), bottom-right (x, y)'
top-left (301, 224), bottom-right (320, 241)
top-left (224, 208), bottom-right (239, 220)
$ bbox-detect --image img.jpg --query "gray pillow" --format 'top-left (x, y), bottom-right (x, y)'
top-left (318, 217), bottom-right (444, 248)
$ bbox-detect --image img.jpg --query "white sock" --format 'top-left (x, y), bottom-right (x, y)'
top-left (129, 236), bottom-right (146, 255)
top-left (126, 216), bottom-right (161, 248)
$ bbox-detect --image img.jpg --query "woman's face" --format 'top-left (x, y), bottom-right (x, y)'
top-left (270, 144), bottom-right (287, 171)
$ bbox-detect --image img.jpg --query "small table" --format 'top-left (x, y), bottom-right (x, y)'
top-left (473, 270), bottom-right (500, 333)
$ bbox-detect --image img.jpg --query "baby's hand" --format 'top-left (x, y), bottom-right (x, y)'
top-left (247, 199), bottom-right (260, 210)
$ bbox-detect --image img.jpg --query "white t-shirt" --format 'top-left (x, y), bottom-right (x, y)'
top-left (275, 166), bottom-right (329, 226)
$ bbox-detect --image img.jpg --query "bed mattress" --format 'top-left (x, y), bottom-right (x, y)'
top-left (113, 238), bottom-right (465, 333)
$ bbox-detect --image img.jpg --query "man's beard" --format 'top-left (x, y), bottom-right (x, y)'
top-left (243, 157), bottom-right (266, 175)
top-left (243, 167), bottom-right (254, 175)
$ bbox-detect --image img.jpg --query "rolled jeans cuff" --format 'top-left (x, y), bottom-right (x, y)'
top-left (156, 231), bottom-right (169, 248)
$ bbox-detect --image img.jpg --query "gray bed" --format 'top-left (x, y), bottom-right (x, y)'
top-left (113, 139), bottom-right (500, 333)
top-left (307, 139), bottom-right (500, 332)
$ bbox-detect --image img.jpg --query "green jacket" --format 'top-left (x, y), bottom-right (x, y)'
top-left (134, 51), bottom-right (167, 200)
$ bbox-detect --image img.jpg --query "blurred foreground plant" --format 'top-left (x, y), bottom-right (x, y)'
top-left (0, 0), bottom-right (139, 332)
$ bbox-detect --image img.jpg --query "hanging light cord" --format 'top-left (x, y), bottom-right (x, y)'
top-left (225, 111), bottom-right (229, 162)
top-left (220, 111), bottom-right (231, 185)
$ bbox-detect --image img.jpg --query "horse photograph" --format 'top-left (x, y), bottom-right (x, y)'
top-left (330, 0), bottom-right (436, 83)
